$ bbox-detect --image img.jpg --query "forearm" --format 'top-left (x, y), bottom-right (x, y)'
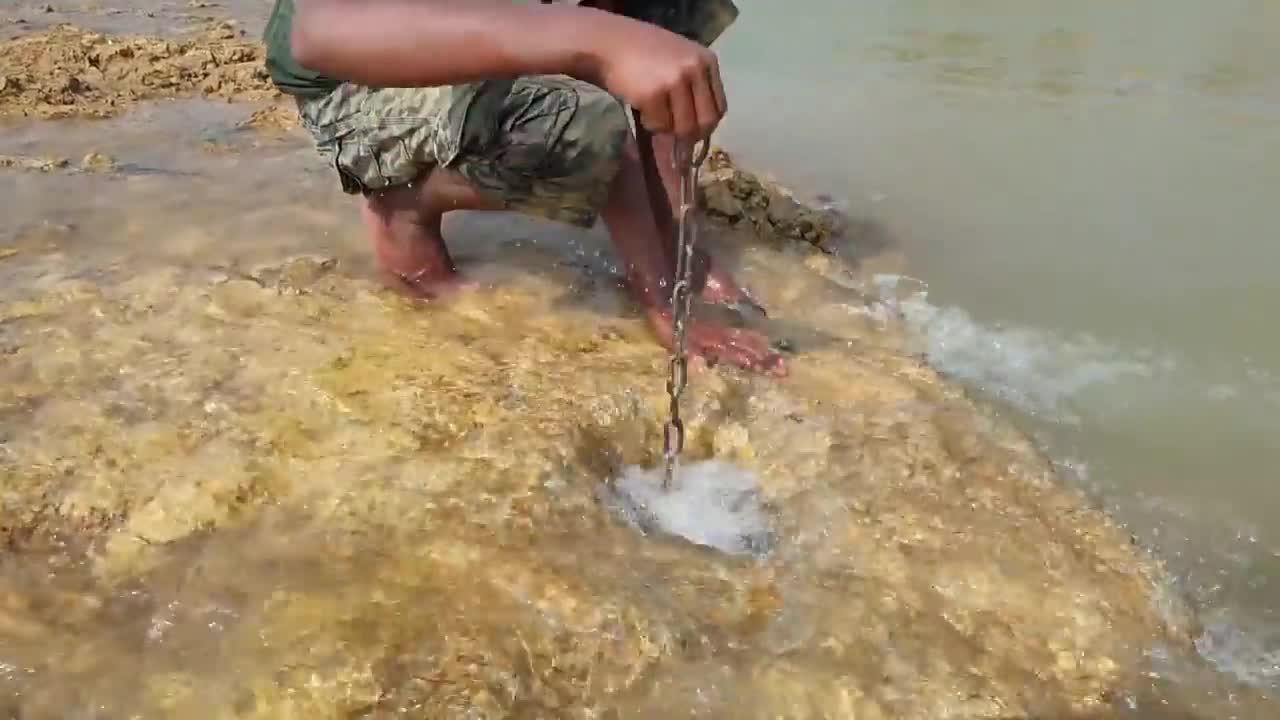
top-left (291, 0), bottom-right (630, 88)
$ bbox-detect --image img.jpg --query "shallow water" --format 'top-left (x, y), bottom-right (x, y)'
top-left (715, 0), bottom-right (1280, 705)
top-left (603, 460), bottom-right (774, 556)
top-left (1, 100), bottom-right (1244, 718)
top-left (0, 1), bottom-right (1278, 717)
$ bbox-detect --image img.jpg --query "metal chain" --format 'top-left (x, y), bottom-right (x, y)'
top-left (662, 138), bottom-right (710, 490)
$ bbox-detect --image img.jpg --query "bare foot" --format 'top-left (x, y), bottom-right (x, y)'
top-left (697, 254), bottom-right (767, 317)
top-left (633, 128), bottom-right (766, 316)
top-left (361, 167), bottom-right (500, 301)
top-left (376, 265), bottom-right (475, 301)
top-left (646, 307), bottom-right (787, 377)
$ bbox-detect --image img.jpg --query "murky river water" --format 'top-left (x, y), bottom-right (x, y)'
top-left (1, 0), bottom-right (1278, 718)
top-left (716, 0), bottom-right (1280, 701)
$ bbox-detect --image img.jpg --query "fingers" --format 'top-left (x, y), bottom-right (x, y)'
top-left (689, 71), bottom-right (720, 139)
top-left (638, 93), bottom-right (675, 136)
top-left (690, 325), bottom-right (788, 377)
top-left (712, 340), bottom-right (787, 377)
top-left (722, 328), bottom-right (787, 377)
top-left (668, 79), bottom-right (699, 141)
top-left (644, 311), bottom-right (785, 378)
top-left (642, 50), bottom-right (725, 141)
top-left (687, 51), bottom-right (725, 140)
top-left (706, 54), bottom-right (728, 122)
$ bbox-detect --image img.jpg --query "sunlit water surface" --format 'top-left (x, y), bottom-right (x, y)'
top-left (715, 0), bottom-right (1280, 704)
top-left (0, 0), bottom-right (1278, 717)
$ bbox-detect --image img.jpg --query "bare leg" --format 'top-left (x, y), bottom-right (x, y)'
top-left (602, 135), bottom-right (785, 376)
top-left (585, 2), bottom-right (761, 311)
top-left (363, 144), bottom-right (783, 375)
top-left (361, 167), bottom-right (501, 299)
top-left (636, 125), bottom-right (764, 313)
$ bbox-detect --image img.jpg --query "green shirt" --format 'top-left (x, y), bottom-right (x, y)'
top-left (262, 1), bottom-right (736, 98)
top-left (263, 0), bottom-right (339, 98)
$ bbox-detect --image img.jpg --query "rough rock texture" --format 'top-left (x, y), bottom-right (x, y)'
top-left (0, 20), bottom-right (1254, 719)
top-left (235, 98), bottom-right (299, 131)
top-left (0, 247), bottom-right (1193, 719)
top-left (0, 21), bottom-right (274, 120)
top-left (0, 153), bottom-right (69, 171)
top-left (701, 147), bottom-right (847, 249)
top-left (0, 151), bottom-right (115, 172)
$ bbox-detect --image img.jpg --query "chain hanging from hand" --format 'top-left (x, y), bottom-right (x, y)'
top-left (662, 138), bottom-right (710, 491)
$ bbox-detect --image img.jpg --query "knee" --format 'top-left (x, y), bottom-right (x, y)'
top-left (467, 79), bottom-right (632, 190)
top-left (550, 85), bottom-right (632, 185)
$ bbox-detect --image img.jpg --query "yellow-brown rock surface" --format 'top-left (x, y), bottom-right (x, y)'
top-left (0, 245), bottom-right (1191, 718)
top-left (0, 21), bottom-right (274, 121)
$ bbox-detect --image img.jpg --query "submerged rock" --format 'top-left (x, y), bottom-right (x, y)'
top-left (0, 153), bottom-right (69, 171)
top-left (80, 150), bottom-right (114, 171)
top-left (235, 100), bottom-right (299, 133)
top-left (0, 246), bottom-right (1197, 718)
top-left (0, 151), bottom-right (115, 174)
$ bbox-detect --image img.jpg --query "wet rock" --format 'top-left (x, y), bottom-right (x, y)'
top-left (700, 147), bottom-right (847, 249)
top-left (241, 255), bottom-right (338, 295)
top-left (0, 152), bottom-right (115, 174)
top-left (0, 153), bottom-right (70, 172)
top-left (236, 100), bottom-right (300, 133)
top-left (0, 22), bottom-right (276, 121)
top-left (0, 248), bottom-right (1206, 718)
top-left (80, 151), bottom-right (114, 171)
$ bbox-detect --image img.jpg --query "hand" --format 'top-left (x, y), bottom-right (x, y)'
top-left (590, 21), bottom-right (728, 141)
top-left (646, 309), bottom-right (787, 378)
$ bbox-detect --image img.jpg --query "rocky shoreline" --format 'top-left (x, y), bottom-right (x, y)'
top-left (0, 17), bottom-right (1270, 720)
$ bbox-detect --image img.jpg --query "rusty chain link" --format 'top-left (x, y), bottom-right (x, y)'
top-left (662, 137), bottom-right (710, 490)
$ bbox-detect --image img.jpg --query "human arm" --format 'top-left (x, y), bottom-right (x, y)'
top-left (290, 0), bottom-right (726, 138)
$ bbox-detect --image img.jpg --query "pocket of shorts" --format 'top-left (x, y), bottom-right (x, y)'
top-left (323, 129), bottom-right (369, 195)
top-left (299, 86), bottom-right (369, 144)
top-left (489, 80), bottom-right (579, 177)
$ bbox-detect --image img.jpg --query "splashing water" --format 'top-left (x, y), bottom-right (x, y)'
top-left (602, 460), bottom-right (774, 557)
top-left (864, 274), bottom-right (1155, 423)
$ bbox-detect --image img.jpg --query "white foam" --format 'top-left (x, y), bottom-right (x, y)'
top-left (1195, 613), bottom-right (1280, 693)
top-left (603, 460), bottom-right (773, 557)
top-left (860, 275), bottom-right (1280, 696)
top-left (866, 274), bottom-right (1153, 422)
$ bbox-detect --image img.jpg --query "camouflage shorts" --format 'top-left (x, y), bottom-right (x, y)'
top-left (296, 0), bottom-right (738, 229)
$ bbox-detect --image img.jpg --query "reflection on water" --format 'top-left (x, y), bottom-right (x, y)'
top-left (0, 0), bottom-right (273, 40)
top-left (717, 0), bottom-right (1280, 706)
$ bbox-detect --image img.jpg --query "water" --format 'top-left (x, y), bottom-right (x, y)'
top-left (0, 99), bottom-right (1220, 716)
top-left (2, 0), bottom-right (1279, 716)
top-left (714, 0), bottom-right (1280, 702)
top-left (603, 460), bottom-right (774, 556)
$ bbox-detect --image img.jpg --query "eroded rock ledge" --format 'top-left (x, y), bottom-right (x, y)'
top-left (701, 147), bottom-right (846, 249)
top-left (0, 22), bottom-right (273, 120)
